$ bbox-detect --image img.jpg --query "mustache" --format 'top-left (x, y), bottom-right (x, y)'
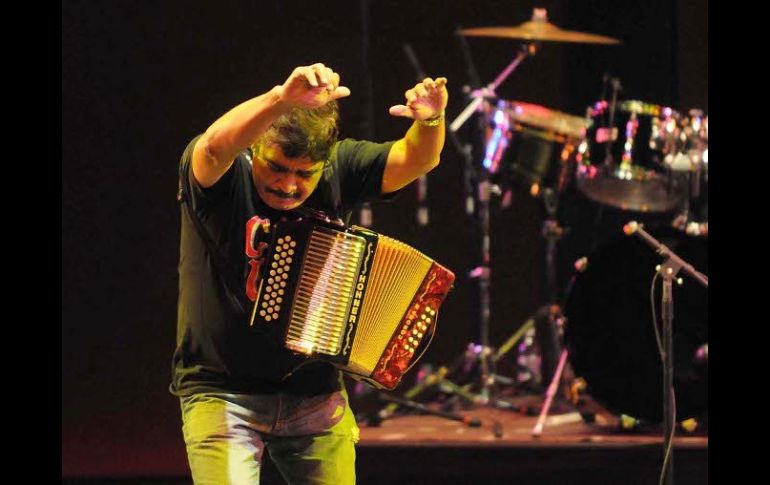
top-left (266, 188), bottom-right (300, 199)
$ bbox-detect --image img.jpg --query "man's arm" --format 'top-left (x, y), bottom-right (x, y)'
top-left (192, 63), bottom-right (351, 188)
top-left (381, 77), bottom-right (448, 194)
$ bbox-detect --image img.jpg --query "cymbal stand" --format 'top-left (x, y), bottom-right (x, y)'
top-left (392, 38), bottom-right (536, 409)
top-left (449, 41), bottom-right (543, 404)
top-left (485, 186), bottom-right (575, 414)
top-left (542, 187), bottom-right (565, 305)
top-left (377, 392), bottom-right (482, 428)
top-left (450, 42), bottom-right (538, 134)
top-left (370, 43), bottom-right (502, 423)
top-left (670, 109), bottom-right (708, 236)
top-left (489, 186), bottom-right (568, 388)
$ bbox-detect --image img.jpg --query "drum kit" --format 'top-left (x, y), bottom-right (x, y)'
top-left (445, 8), bottom-right (708, 428)
top-left (367, 9), bottom-right (707, 440)
top-left (460, 15), bottom-right (708, 233)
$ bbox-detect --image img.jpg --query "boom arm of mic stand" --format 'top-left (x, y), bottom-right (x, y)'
top-left (624, 222), bottom-right (708, 287)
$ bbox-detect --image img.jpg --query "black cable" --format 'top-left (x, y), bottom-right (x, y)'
top-left (650, 270), bottom-right (664, 358)
top-left (649, 270), bottom-right (677, 485)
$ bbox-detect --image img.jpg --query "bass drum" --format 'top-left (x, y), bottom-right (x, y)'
top-left (564, 227), bottom-right (708, 423)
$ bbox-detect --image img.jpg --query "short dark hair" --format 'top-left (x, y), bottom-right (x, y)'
top-left (252, 101), bottom-right (339, 163)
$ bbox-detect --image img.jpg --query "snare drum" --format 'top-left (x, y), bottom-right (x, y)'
top-left (576, 100), bottom-right (683, 212)
top-left (484, 100), bottom-right (588, 196)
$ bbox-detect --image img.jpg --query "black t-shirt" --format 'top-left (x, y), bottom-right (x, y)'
top-left (171, 134), bottom-right (396, 397)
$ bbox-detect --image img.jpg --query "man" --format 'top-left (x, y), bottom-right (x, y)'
top-left (171, 62), bottom-right (448, 484)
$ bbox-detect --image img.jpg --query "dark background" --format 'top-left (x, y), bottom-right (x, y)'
top-left (62, 0), bottom-right (707, 477)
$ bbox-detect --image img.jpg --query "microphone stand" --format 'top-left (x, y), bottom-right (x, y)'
top-left (624, 222), bottom-right (708, 485)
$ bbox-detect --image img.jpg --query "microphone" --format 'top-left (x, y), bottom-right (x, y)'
top-left (623, 220), bottom-right (640, 235)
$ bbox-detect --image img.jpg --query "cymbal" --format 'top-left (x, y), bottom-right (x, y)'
top-left (460, 21), bottom-right (621, 45)
top-left (576, 168), bottom-right (681, 212)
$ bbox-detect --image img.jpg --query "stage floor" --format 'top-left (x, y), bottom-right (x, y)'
top-left (350, 394), bottom-right (708, 485)
top-left (359, 400), bottom-right (708, 448)
top-left (62, 394), bottom-right (708, 484)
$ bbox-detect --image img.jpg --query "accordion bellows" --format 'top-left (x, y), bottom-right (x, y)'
top-left (252, 218), bottom-right (455, 390)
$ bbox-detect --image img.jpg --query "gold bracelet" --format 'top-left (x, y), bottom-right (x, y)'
top-left (417, 111), bottom-right (445, 127)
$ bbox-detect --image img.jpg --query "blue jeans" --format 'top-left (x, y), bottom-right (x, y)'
top-left (180, 388), bottom-right (359, 484)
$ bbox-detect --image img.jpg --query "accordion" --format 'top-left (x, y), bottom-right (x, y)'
top-left (251, 217), bottom-right (455, 390)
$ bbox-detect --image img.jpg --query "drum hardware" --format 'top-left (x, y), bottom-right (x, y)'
top-left (448, 12), bottom-right (544, 406)
top-left (366, 42), bottom-right (500, 425)
top-left (432, 136), bottom-right (581, 416)
top-left (377, 392), bottom-right (482, 427)
top-left (377, 9), bottom-right (621, 430)
top-left (472, 101), bottom-right (588, 419)
top-left (441, 9), bottom-right (621, 411)
top-left (451, 7), bottom-right (621, 135)
top-left (669, 109), bottom-right (708, 235)
top-left (596, 75), bottom-right (623, 168)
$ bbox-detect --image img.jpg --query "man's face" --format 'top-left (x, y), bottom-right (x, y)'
top-left (252, 143), bottom-right (325, 211)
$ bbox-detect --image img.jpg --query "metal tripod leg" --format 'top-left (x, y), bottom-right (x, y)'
top-left (378, 393), bottom-right (482, 427)
top-left (491, 304), bottom-right (563, 390)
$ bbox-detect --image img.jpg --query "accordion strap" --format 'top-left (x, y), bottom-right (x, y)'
top-left (177, 169), bottom-right (251, 317)
top-left (175, 166), bottom-right (322, 374)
